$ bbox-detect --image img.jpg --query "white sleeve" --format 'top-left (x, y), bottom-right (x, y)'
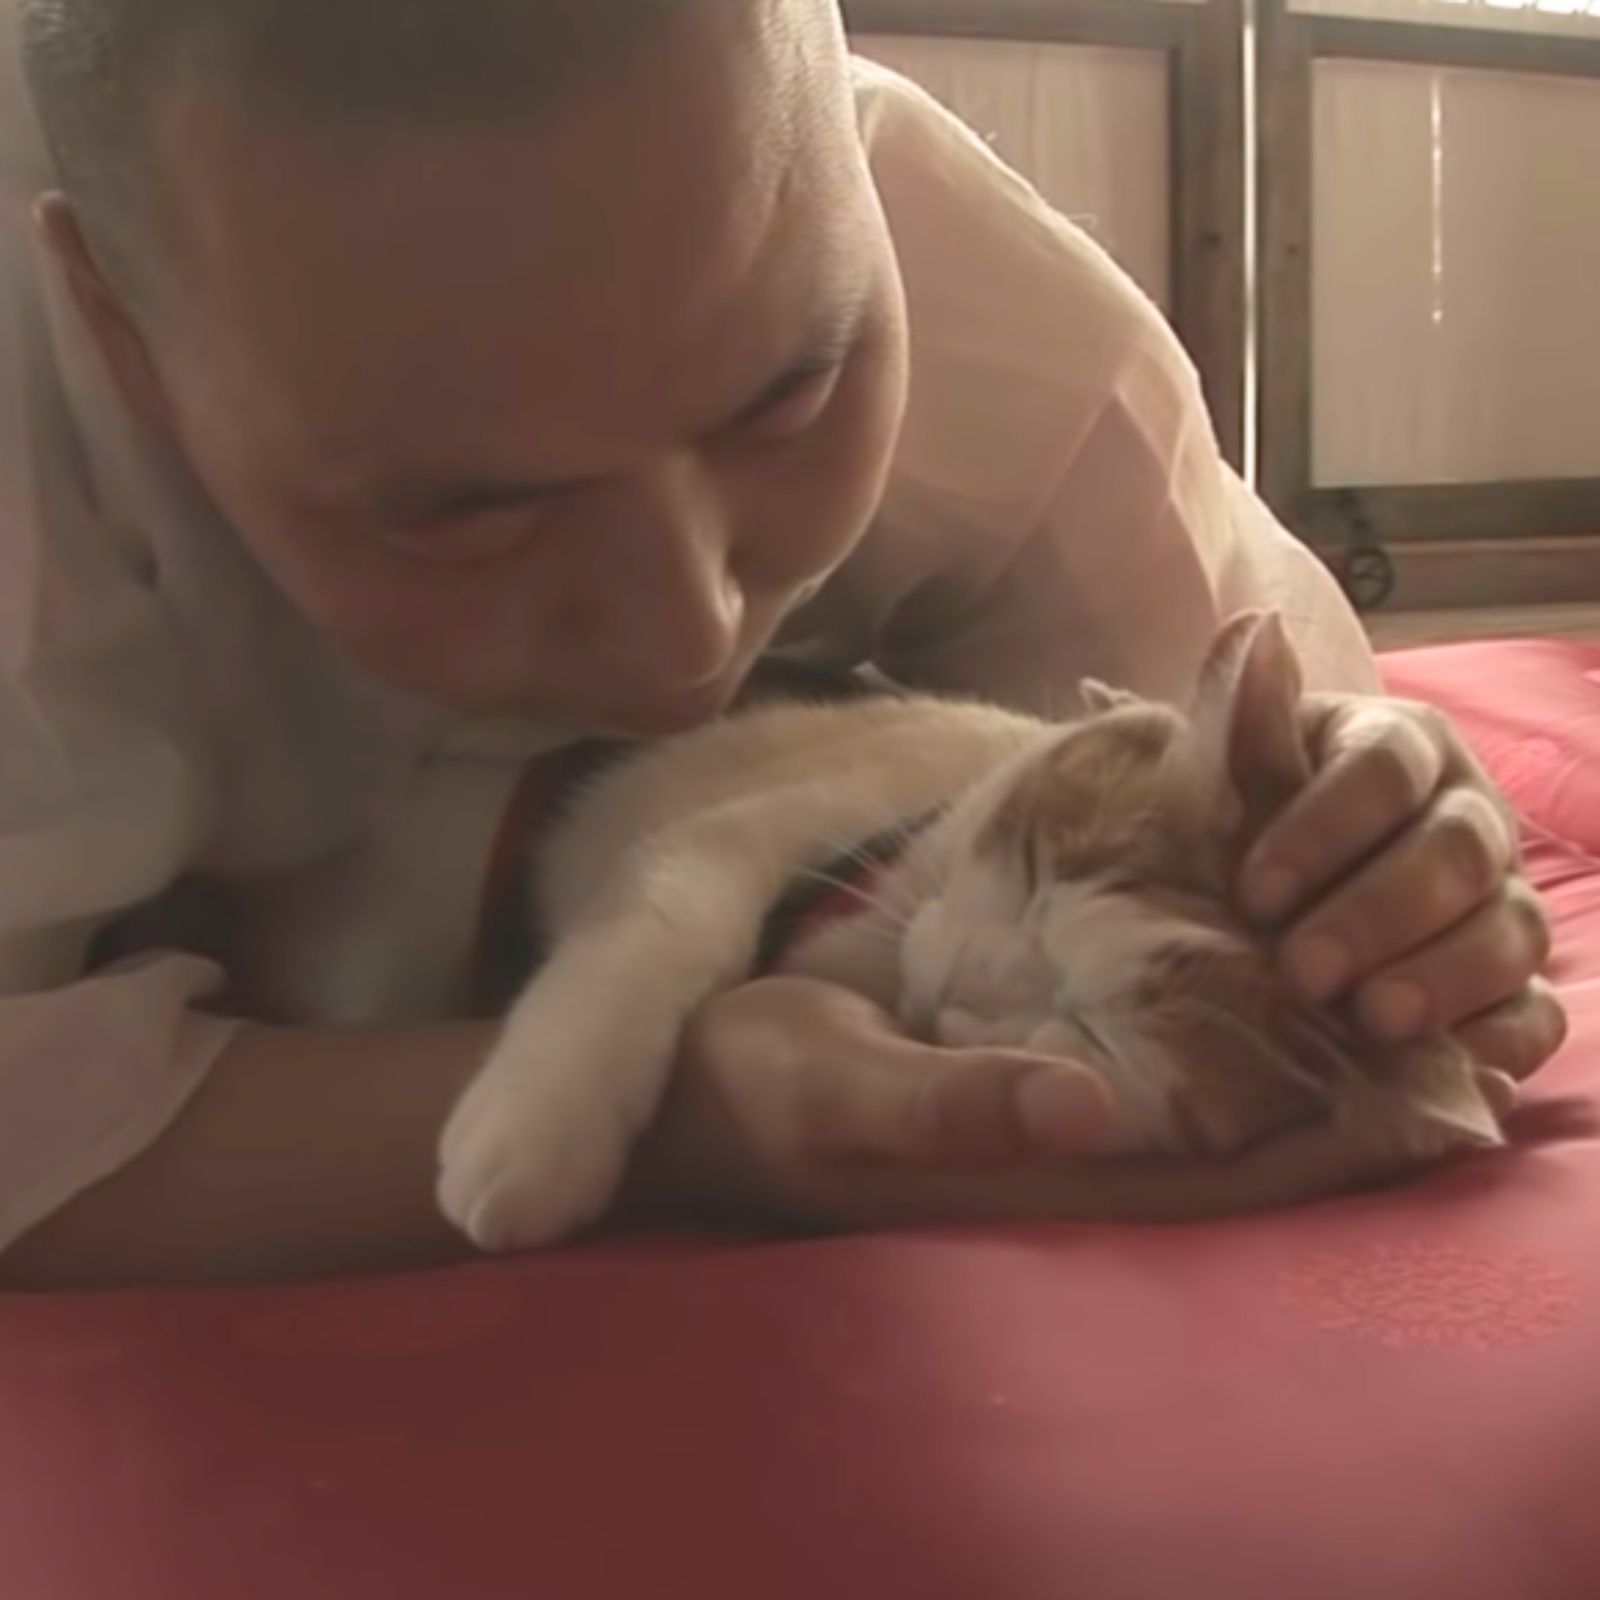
top-left (883, 359), bottom-right (1382, 710)
top-left (0, 218), bottom-right (238, 1252)
top-left (852, 61), bottom-right (1381, 711)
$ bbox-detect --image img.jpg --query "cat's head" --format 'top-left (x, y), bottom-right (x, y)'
top-left (902, 613), bottom-right (1501, 1160)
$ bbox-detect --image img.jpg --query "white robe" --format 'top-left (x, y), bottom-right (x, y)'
top-left (0, 53), bottom-right (1376, 1248)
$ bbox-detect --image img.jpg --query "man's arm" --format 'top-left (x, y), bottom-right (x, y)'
top-left (0, 982), bottom-right (1127, 1292)
top-left (12, 969), bottom-right (1439, 1293)
top-left (0, 1021), bottom-right (494, 1291)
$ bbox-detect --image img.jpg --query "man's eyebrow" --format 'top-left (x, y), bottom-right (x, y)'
top-left (725, 300), bottom-right (867, 428)
top-left (330, 456), bottom-right (619, 530)
top-left (363, 478), bottom-right (562, 528)
top-left (310, 303), bottom-right (871, 528)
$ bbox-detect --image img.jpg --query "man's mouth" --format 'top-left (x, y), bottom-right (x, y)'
top-left (590, 674), bottom-right (744, 737)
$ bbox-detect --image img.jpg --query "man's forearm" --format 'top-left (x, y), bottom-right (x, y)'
top-left (0, 1020), bottom-right (498, 1292)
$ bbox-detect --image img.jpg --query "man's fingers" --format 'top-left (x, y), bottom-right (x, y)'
top-left (670, 972), bottom-right (1514, 1240)
top-left (1013, 1059), bottom-right (1121, 1156)
top-left (1242, 701), bottom-right (1448, 922)
top-left (695, 978), bottom-right (1116, 1169)
top-left (1349, 880), bottom-right (1551, 1040)
top-left (1454, 980), bottom-right (1569, 1082)
top-left (804, 1042), bottom-right (1116, 1167)
top-left (1277, 787), bottom-right (1517, 1006)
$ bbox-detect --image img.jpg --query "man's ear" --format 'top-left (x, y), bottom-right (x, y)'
top-left (34, 193), bottom-right (175, 433)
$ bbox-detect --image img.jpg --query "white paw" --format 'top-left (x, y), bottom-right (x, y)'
top-left (437, 1034), bottom-right (642, 1254)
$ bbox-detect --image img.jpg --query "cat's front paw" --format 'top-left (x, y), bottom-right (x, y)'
top-left (437, 1040), bottom-right (638, 1253)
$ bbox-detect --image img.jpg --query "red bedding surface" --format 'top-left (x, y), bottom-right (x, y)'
top-left (3, 640), bottom-right (1598, 1600)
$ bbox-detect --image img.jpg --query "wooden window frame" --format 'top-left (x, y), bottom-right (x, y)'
top-left (1257, 3), bottom-right (1600, 608)
top-left (843, 0), bottom-right (1250, 471)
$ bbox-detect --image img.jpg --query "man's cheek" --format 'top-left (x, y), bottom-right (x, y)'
top-left (233, 516), bottom-right (391, 636)
top-left (294, 555), bottom-right (484, 673)
top-left (796, 419), bottom-right (894, 559)
top-left (825, 352), bottom-right (903, 505)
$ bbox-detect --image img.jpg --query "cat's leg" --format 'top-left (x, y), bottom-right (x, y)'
top-left (437, 832), bottom-right (776, 1251)
top-left (439, 736), bottom-right (1013, 1253)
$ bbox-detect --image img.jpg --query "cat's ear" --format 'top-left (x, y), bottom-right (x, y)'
top-left (1193, 610), bottom-right (1313, 814)
top-left (1351, 1039), bottom-right (1505, 1158)
top-left (1079, 678), bottom-right (1140, 717)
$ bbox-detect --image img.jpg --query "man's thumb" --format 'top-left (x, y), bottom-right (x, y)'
top-left (850, 1036), bottom-right (1116, 1165)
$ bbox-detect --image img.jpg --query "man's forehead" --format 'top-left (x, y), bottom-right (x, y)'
top-left (179, 153), bottom-right (872, 492)
top-left (154, 3), bottom-right (866, 439)
top-left (149, 0), bottom-right (845, 280)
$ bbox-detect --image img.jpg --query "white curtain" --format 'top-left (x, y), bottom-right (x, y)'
top-left (1312, 58), bottom-right (1600, 486)
top-left (856, 36), bottom-right (1174, 309)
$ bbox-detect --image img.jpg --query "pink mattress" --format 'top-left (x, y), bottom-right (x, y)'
top-left (4, 639), bottom-right (1599, 1600)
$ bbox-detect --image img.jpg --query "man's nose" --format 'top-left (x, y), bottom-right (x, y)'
top-left (594, 453), bottom-right (744, 690)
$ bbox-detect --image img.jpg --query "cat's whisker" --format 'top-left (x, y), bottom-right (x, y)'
top-left (884, 820), bottom-right (952, 889)
top-left (812, 826), bottom-right (943, 911)
top-left (883, 857), bottom-right (942, 905)
top-left (806, 844), bottom-right (921, 908)
top-left (814, 828), bottom-right (908, 877)
top-left (1286, 1012), bottom-right (1364, 1090)
top-left (788, 865), bottom-right (915, 934)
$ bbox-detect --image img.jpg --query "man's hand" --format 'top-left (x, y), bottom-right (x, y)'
top-left (1240, 695), bottom-right (1566, 1082)
top-left (627, 978), bottom-right (1452, 1232)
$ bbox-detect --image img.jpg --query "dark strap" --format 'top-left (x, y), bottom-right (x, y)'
top-left (757, 811), bottom-right (943, 973)
top-left (471, 739), bottom-right (624, 1014)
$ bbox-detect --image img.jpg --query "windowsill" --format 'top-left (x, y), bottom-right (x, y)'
top-left (1368, 603), bottom-right (1600, 650)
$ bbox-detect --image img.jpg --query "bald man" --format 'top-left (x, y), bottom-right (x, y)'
top-left (0, 0), bottom-right (1558, 1287)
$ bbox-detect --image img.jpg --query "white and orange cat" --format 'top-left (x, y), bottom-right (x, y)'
top-left (438, 613), bottom-right (1501, 1250)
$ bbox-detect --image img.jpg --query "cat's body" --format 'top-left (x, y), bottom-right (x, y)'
top-left (439, 616), bottom-right (1500, 1251)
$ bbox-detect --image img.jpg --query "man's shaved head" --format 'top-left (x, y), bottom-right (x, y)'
top-left (21, 0), bottom-right (677, 290)
top-left (16, 0), bottom-right (908, 734)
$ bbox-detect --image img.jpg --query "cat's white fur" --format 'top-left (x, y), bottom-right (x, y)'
top-left (439, 621), bottom-right (1499, 1251)
top-left (438, 696), bottom-right (1045, 1249)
